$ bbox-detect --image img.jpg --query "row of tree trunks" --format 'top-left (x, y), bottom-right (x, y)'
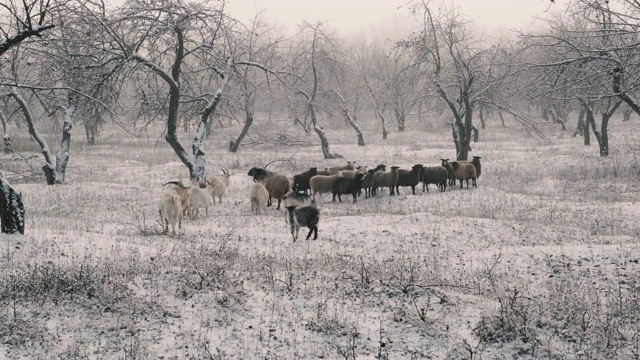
top-left (578, 98), bottom-right (622, 157)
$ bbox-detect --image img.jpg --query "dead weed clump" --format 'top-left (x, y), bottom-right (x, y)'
top-left (0, 260), bottom-right (132, 307)
top-left (474, 276), bottom-right (640, 358)
top-left (174, 233), bottom-right (245, 300)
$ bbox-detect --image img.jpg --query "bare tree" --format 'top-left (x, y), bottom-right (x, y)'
top-left (228, 12), bottom-right (283, 153)
top-left (2, 0), bottom-right (122, 184)
top-left (287, 22), bottom-right (342, 159)
top-left (355, 40), bottom-right (389, 140)
top-left (386, 48), bottom-right (421, 132)
top-left (403, 1), bottom-right (537, 159)
top-left (108, 0), bottom-right (234, 184)
top-left (403, 2), bottom-right (490, 159)
top-left (329, 40), bottom-right (366, 146)
top-left (522, 1), bottom-right (640, 156)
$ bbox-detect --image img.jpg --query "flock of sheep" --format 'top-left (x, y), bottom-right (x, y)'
top-left (158, 157), bottom-right (482, 241)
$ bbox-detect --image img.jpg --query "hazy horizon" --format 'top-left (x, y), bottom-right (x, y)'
top-left (102, 0), bottom-right (557, 36)
top-left (225, 0), bottom-right (555, 35)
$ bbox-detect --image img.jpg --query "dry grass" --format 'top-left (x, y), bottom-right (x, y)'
top-left (1, 115), bottom-right (639, 358)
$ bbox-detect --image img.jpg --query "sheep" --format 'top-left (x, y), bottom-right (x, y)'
top-left (458, 156), bottom-right (482, 178)
top-left (373, 164), bottom-right (387, 172)
top-left (286, 205), bottom-right (319, 241)
top-left (440, 159), bottom-right (457, 186)
top-left (451, 161), bottom-right (477, 189)
top-left (420, 165), bottom-right (449, 192)
top-left (162, 181), bottom-right (190, 216)
top-left (316, 168), bottom-right (331, 176)
top-left (187, 177), bottom-right (213, 218)
top-left (372, 166), bottom-right (400, 196)
top-left (292, 167), bottom-right (318, 194)
top-left (281, 191), bottom-right (316, 223)
top-left (332, 172), bottom-right (365, 203)
top-left (395, 164), bottom-right (424, 195)
top-left (249, 182), bottom-right (269, 215)
top-left (329, 161), bottom-right (356, 175)
top-left (309, 174), bottom-right (339, 202)
top-left (159, 192), bottom-right (183, 235)
top-left (364, 164), bottom-right (387, 197)
top-left (361, 169), bottom-right (377, 199)
top-left (247, 167), bottom-right (291, 210)
top-left (336, 169), bottom-right (361, 179)
top-left (206, 169), bottom-right (231, 204)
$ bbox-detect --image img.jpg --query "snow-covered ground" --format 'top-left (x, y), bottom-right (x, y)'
top-left (1, 118), bottom-right (639, 359)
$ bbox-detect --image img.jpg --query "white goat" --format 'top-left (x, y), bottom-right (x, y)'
top-left (249, 183), bottom-right (269, 215)
top-left (207, 169), bottom-right (231, 204)
top-left (188, 177), bottom-right (213, 219)
top-left (159, 192), bottom-right (183, 234)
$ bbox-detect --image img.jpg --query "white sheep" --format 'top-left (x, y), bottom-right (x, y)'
top-left (329, 161), bottom-right (356, 175)
top-left (249, 182), bottom-right (269, 215)
top-left (336, 169), bottom-right (364, 179)
top-left (206, 169), bottom-right (231, 204)
top-left (159, 192), bottom-right (183, 235)
top-left (188, 177), bottom-right (213, 219)
top-left (309, 174), bottom-right (339, 202)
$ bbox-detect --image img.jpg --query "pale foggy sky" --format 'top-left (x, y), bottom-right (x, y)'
top-left (225, 0), bottom-right (554, 35)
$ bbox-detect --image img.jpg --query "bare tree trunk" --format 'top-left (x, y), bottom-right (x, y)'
top-left (478, 104), bottom-right (486, 129)
top-left (0, 111), bottom-right (10, 153)
top-left (450, 122), bottom-right (460, 155)
top-left (542, 108), bottom-right (550, 122)
top-left (581, 98), bottom-right (621, 156)
top-left (83, 110), bottom-right (101, 145)
top-left (393, 106), bottom-right (406, 132)
top-left (344, 110), bottom-right (365, 146)
top-left (230, 112), bottom-right (253, 153)
top-left (9, 88), bottom-right (57, 184)
top-left (498, 110), bottom-right (505, 127)
top-left (310, 105), bottom-right (338, 159)
top-left (583, 108), bottom-right (591, 146)
top-left (182, 117), bottom-right (190, 133)
top-left (574, 108), bottom-right (585, 137)
top-left (293, 116), bottom-right (310, 134)
top-left (364, 80), bottom-right (388, 140)
top-left (458, 79), bottom-right (474, 161)
top-left (471, 124), bottom-right (479, 142)
top-left (193, 74), bottom-right (229, 176)
top-left (380, 111), bottom-right (388, 140)
top-left (0, 177), bottom-right (25, 235)
top-left (333, 90), bottom-right (365, 146)
top-left (52, 104), bottom-right (75, 184)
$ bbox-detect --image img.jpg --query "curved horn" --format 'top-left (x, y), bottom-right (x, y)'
top-left (163, 181), bottom-right (190, 189)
